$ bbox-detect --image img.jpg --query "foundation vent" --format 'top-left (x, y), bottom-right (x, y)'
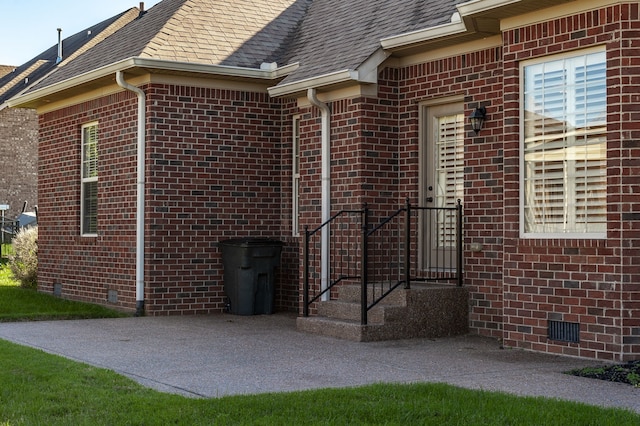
top-left (548, 320), bottom-right (580, 343)
top-left (107, 290), bottom-right (118, 304)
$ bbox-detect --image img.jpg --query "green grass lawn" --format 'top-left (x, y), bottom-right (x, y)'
top-left (0, 263), bottom-right (126, 321)
top-left (0, 264), bottom-right (639, 424)
top-left (0, 337), bottom-right (638, 426)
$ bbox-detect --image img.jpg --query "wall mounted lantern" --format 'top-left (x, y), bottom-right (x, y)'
top-left (468, 106), bottom-right (486, 135)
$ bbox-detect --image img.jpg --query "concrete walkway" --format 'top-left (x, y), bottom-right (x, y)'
top-left (0, 313), bottom-right (638, 413)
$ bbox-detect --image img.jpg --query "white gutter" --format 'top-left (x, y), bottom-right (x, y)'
top-left (380, 17), bottom-right (467, 50)
top-left (307, 88), bottom-right (331, 300)
top-left (115, 71), bottom-right (146, 316)
top-left (456, 0), bottom-right (522, 16)
top-left (269, 69), bottom-right (361, 98)
top-left (8, 57), bottom-right (299, 109)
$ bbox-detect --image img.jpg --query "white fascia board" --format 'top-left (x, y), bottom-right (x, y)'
top-left (358, 48), bottom-right (392, 83)
top-left (380, 0), bottom-right (522, 51)
top-left (456, 0), bottom-right (522, 16)
top-left (8, 57), bottom-right (297, 108)
top-left (380, 20), bottom-right (468, 51)
top-left (268, 69), bottom-right (360, 98)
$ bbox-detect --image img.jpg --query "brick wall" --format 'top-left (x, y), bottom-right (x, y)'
top-left (38, 83), bottom-right (299, 315)
top-left (501, 3), bottom-right (639, 361)
top-left (145, 84), bottom-right (290, 315)
top-left (0, 107), bottom-right (38, 218)
top-left (394, 48), bottom-right (505, 340)
top-left (39, 91), bottom-right (140, 309)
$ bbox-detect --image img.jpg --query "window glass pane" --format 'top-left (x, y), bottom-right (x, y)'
top-left (82, 181), bottom-right (98, 234)
top-left (82, 124), bottom-right (98, 235)
top-left (83, 125), bottom-right (98, 179)
top-left (523, 51), bottom-right (606, 235)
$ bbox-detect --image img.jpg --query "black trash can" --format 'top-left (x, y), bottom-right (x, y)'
top-left (220, 238), bottom-right (284, 315)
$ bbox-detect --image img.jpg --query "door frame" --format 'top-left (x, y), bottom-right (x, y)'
top-left (418, 96), bottom-right (465, 270)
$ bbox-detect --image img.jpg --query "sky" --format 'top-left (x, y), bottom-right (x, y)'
top-left (0, 0), bottom-right (163, 66)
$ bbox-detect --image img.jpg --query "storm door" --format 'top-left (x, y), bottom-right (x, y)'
top-left (421, 102), bottom-right (464, 270)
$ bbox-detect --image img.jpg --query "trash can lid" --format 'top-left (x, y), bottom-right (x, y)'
top-left (219, 238), bottom-right (284, 247)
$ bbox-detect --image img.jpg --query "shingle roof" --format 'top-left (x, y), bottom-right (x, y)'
top-left (23, 0), bottom-right (466, 96)
top-left (0, 9), bottom-right (139, 105)
top-left (0, 66), bottom-right (14, 79)
top-left (279, 0), bottom-right (463, 84)
top-left (30, 0), bottom-right (311, 92)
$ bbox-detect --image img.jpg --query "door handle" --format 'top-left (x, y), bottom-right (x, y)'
top-left (426, 197), bottom-right (434, 203)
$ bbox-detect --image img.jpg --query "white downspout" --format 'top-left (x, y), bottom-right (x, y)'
top-left (307, 88), bottom-right (330, 300)
top-left (116, 71), bottom-right (146, 316)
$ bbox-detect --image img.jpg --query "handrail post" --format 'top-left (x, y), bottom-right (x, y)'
top-left (361, 203), bottom-right (368, 325)
top-left (456, 199), bottom-right (463, 287)
top-left (404, 198), bottom-right (411, 289)
top-left (303, 225), bottom-right (310, 316)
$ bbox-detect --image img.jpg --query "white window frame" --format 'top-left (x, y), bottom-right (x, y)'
top-left (292, 115), bottom-right (301, 236)
top-left (81, 122), bottom-right (98, 236)
top-left (519, 47), bottom-right (607, 239)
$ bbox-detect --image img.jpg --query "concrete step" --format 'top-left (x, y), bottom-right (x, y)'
top-left (317, 299), bottom-right (405, 324)
top-left (297, 284), bottom-right (469, 342)
top-left (296, 316), bottom-right (366, 342)
top-left (337, 284), bottom-right (407, 305)
top-left (296, 316), bottom-right (393, 342)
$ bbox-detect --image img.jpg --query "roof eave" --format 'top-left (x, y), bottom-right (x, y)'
top-left (380, 20), bottom-right (469, 51)
top-left (267, 69), bottom-right (367, 98)
top-left (8, 57), bottom-right (299, 109)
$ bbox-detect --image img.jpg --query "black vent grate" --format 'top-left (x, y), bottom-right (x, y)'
top-left (548, 320), bottom-right (580, 343)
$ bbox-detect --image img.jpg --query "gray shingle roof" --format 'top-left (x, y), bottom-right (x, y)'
top-left (26, 0), bottom-right (465, 94)
top-left (279, 0), bottom-right (463, 84)
top-left (31, 0), bottom-right (310, 92)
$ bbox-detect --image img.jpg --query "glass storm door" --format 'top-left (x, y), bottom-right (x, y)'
top-left (422, 103), bottom-right (464, 270)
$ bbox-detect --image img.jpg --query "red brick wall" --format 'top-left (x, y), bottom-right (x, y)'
top-left (38, 83), bottom-right (299, 315)
top-left (501, 3), bottom-right (639, 361)
top-left (145, 84), bottom-right (290, 315)
top-left (394, 48), bottom-right (505, 340)
top-left (38, 91), bottom-right (139, 309)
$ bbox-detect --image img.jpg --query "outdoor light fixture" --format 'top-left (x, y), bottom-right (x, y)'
top-left (468, 106), bottom-right (486, 135)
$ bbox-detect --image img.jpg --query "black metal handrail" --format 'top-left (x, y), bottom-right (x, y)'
top-left (303, 208), bottom-right (365, 317)
top-left (303, 200), bottom-right (463, 325)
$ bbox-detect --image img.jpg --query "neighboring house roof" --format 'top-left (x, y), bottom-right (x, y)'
top-left (0, 7), bottom-right (140, 107)
top-left (0, 65), bottom-right (14, 79)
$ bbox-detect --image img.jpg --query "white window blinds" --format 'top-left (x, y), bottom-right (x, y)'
top-left (436, 113), bottom-right (464, 246)
top-left (81, 123), bottom-right (98, 235)
top-left (522, 51), bottom-right (606, 236)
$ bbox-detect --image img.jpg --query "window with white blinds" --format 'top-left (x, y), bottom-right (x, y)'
top-left (521, 50), bottom-right (607, 237)
top-left (436, 113), bottom-right (464, 246)
top-left (81, 122), bottom-right (98, 235)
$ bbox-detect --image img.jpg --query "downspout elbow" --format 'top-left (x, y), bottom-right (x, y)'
top-left (116, 71), bottom-right (146, 317)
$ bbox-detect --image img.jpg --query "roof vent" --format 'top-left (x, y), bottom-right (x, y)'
top-left (87, 30), bottom-right (92, 37)
top-left (56, 28), bottom-right (63, 64)
top-left (260, 62), bottom-right (277, 71)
